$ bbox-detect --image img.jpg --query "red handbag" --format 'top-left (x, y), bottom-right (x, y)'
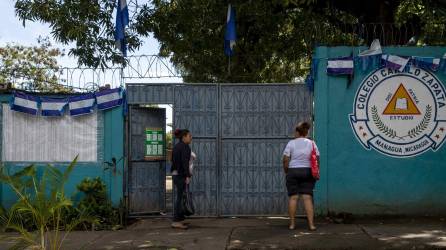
top-left (310, 141), bottom-right (320, 180)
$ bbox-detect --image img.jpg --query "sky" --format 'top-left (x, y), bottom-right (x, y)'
top-left (0, 0), bottom-right (174, 128)
top-left (0, 0), bottom-right (162, 67)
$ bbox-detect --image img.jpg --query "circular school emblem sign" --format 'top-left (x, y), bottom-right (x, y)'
top-left (349, 67), bottom-right (446, 157)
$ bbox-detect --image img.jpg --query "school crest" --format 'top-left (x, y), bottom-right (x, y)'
top-left (349, 67), bottom-right (446, 157)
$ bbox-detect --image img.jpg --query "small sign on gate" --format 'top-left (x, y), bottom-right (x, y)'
top-left (145, 127), bottom-right (165, 160)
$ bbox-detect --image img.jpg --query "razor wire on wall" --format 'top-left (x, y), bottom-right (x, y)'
top-left (123, 55), bottom-right (182, 84)
top-left (2, 55), bottom-right (182, 92)
top-left (3, 22), bottom-right (446, 92)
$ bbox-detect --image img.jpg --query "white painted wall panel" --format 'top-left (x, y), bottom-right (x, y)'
top-left (2, 104), bottom-right (97, 162)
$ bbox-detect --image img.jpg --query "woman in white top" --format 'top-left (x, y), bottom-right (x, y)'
top-left (282, 121), bottom-right (320, 231)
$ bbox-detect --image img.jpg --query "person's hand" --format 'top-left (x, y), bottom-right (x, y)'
top-left (185, 177), bottom-right (191, 184)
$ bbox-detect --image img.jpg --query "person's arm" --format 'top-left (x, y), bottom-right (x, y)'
top-left (283, 155), bottom-right (290, 174)
top-left (314, 142), bottom-right (321, 167)
top-left (181, 145), bottom-right (192, 177)
top-left (282, 141), bottom-right (291, 174)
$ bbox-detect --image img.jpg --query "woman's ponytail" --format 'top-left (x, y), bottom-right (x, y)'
top-left (174, 128), bottom-right (190, 139)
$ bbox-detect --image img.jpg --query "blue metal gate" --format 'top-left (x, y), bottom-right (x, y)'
top-left (219, 84), bottom-right (312, 215)
top-left (127, 83), bottom-right (312, 216)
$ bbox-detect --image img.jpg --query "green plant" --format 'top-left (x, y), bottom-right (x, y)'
top-left (166, 132), bottom-right (173, 149)
top-left (0, 157), bottom-right (95, 250)
top-left (102, 157), bottom-right (123, 176)
top-left (76, 177), bottom-right (123, 230)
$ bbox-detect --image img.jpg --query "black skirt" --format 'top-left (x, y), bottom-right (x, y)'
top-left (286, 168), bottom-right (315, 196)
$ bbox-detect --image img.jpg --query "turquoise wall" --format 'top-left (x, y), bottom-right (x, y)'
top-left (314, 46), bottom-right (446, 215)
top-left (0, 94), bottom-right (124, 208)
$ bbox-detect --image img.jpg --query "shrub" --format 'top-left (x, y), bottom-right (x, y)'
top-left (0, 157), bottom-right (95, 250)
top-left (76, 177), bottom-right (124, 230)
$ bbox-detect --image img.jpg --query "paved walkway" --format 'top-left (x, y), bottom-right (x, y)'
top-left (1, 217), bottom-right (446, 249)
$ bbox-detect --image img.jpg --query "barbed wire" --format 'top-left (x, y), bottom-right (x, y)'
top-left (123, 55), bottom-right (181, 80)
top-left (56, 67), bottom-right (123, 91)
top-left (3, 22), bottom-right (445, 91)
top-left (4, 67), bottom-right (123, 92)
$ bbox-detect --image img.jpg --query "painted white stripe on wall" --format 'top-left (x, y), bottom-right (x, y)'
top-left (2, 104), bottom-right (97, 162)
top-left (69, 98), bottom-right (95, 110)
top-left (327, 60), bottom-right (353, 68)
top-left (14, 97), bottom-right (37, 109)
top-left (96, 92), bottom-right (120, 104)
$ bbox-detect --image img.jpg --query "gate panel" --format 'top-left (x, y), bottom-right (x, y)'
top-left (174, 85), bottom-right (218, 216)
top-left (128, 107), bottom-right (166, 214)
top-left (221, 85), bottom-right (312, 137)
top-left (127, 84), bottom-right (174, 104)
top-left (220, 140), bottom-right (287, 215)
top-left (187, 139), bottom-right (217, 215)
top-left (220, 84), bottom-right (312, 215)
top-left (129, 162), bottom-right (165, 213)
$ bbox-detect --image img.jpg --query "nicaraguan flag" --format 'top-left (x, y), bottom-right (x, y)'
top-left (11, 92), bottom-right (39, 115)
top-left (69, 94), bottom-right (95, 116)
top-left (327, 57), bottom-right (354, 75)
top-left (224, 4), bottom-right (236, 56)
top-left (115, 0), bottom-right (129, 57)
top-left (412, 57), bottom-right (441, 71)
top-left (382, 54), bottom-right (409, 72)
top-left (40, 97), bottom-right (67, 117)
top-left (96, 88), bottom-right (123, 110)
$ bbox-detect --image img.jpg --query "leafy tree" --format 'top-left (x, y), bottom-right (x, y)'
top-left (13, 0), bottom-right (446, 82)
top-left (15, 0), bottom-right (139, 68)
top-left (145, 0), bottom-right (360, 83)
top-left (395, 0), bottom-right (446, 45)
top-left (0, 37), bottom-right (72, 92)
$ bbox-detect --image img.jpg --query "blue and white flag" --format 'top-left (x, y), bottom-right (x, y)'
top-left (327, 57), bottom-right (354, 75)
top-left (382, 54), bottom-right (409, 72)
top-left (40, 97), bottom-right (67, 117)
top-left (11, 92), bottom-right (39, 115)
top-left (69, 94), bottom-right (95, 116)
top-left (412, 57), bottom-right (441, 71)
top-left (224, 4), bottom-right (236, 56)
top-left (115, 0), bottom-right (129, 57)
top-left (96, 88), bottom-right (123, 110)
